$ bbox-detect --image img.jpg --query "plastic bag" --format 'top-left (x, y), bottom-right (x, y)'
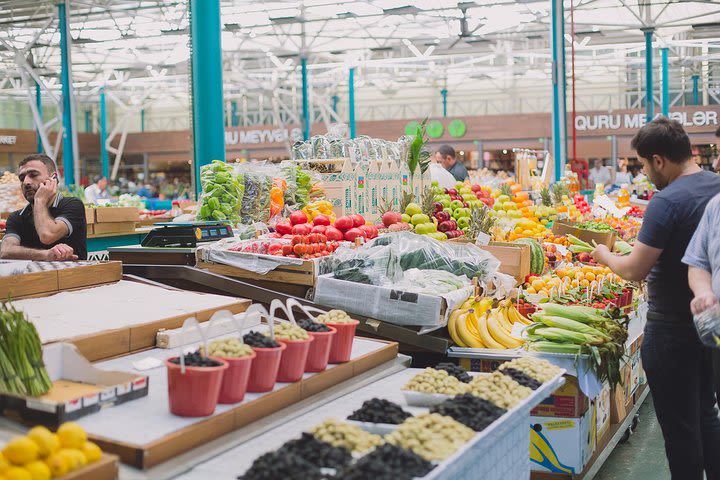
top-left (234, 164), bottom-right (274, 224)
top-left (196, 160), bottom-right (244, 224)
top-left (270, 178), bottom-right (286, 218)
top-left (694, 303), bottom-right (720, 349)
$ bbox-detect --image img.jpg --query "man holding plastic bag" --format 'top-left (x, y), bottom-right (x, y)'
top-left (683, 192), bottom-right (720, 422)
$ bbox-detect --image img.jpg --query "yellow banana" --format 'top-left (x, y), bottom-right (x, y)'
top-left (475, 311), bottom-right (505, 349)
top-left (487, 309), bottom-right (523, 349)
top-left (495, 306), bottom-right (516, 334)
top-left (457, 311), bottom-right (485, 348)
top-left (447, 308), bottom-right (468, 347)
top-left (506, 303), bottom-right (533, 326)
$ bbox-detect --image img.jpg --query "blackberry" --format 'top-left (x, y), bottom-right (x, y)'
top-left (501, 368), bottom-right (542, 390)
top-left (434, 362), bottom-right (472, 383)
top-left (282, 433), bottom-right (351, 470)
top-left (430, 394), bottom-right (506, 432)
top-left (298, 318), bottom-right (331, 332)
top-left (237, 451), bottom-right (322, 480)
top-left (339, 444), bottom-right (434, 480)
top-left (168, 351), bottom-right (222, 367)
top-left (243, 331), bottom-right (281, 348)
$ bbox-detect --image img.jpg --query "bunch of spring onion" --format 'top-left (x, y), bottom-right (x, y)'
top-left (0, 302), bottom-right (53, 396)
top-left (524, 303), bottom-right (629, 388)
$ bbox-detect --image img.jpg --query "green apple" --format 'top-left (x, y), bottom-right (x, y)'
top-left (462, 194), bottom-right (475, 202)
top-left (455, 182), bottom-right (465, 190)
top-left (414, 223), bottom-right (433, 235)
top-left (503, 202), bottom-right (515, 212)
top-left (497, 194), bottom-right (511, 204)
top-left (424, 222), bottom-right (437, 233)
top-left (440, 199), bottom-right (451, 208)
top-left (509, 210), bottom-right (523, 219)
top-left (450, 200), bottom-right (464, 210)
top-left (401, 213), bottom-right (411, 223)
top-left (405, 202), bottom-right (422, 216)
top-left (452, 209), bottom-right (463, 220)
top-left (493, 202), bottom-right (504, 212)
top-left (459, 208), bottom-right (471, 218)
top-left (432, 180), bottom-right (439, 187)
top-left (496, 210), bottom-right (508, 217)
top-left (457, 217), bottom-right (470, 229)
top-left (411, 213), bottom-right (430, 225)
top-left (429, 232), bottom-right (447, 241)
top-left (460, 187), bottom-right (472, 195)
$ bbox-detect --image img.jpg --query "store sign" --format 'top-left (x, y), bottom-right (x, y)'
top-left (403, 119), bottom-right (467, 138)
top-left (0, 136), bottom-right (17, 145)
top-left (575, 110), bottom-right (718, 131)
top-left (225, 128), bottom-right (302, 146)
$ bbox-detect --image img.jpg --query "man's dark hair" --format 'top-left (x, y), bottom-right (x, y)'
top-left (94, 175), bottom-right (107, 183)
top-left (19, 154), bottom-right (57, 175)
top-left (438, 145), bottom-right (455, 159)
top-left (630, 117), bottom-right (692, 164)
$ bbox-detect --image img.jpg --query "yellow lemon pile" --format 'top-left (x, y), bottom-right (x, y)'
top-left (0, 422), bottom-right (102, 480)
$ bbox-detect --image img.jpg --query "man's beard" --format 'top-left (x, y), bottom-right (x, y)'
top-left (23, 187), bottom-right (36, 203)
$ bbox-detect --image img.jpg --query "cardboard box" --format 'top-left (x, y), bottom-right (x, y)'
top-left (530, 409), bottom-right (595, 475)
top-left (94, 206), bottom-right (140, 223)
top-left (92, 221), bottom-right (136, 235)
top-left (610, 381), bottom-right (634, 424)
top-left (595, 382), bottom-right (612, 443)
top-left (552, 221), bottom-right (616, 250)
top-left (630, 350), bottom-right (644, 397)
top-left (530, 374), bottom-right (590, 418)
top-left (314, 274), bottom-right (472, 328)
top-left (85, 207), bottom-right (95, 225)
top-left (0, 343), bottom-right (148, 427)
top-left (458, 357), bottom-right (509, 373)
top-left (479, 242), bottom-right (532, 285)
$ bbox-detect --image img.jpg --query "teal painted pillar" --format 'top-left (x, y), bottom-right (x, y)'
top-left (692, 74), bottom-right (700, 105)
top-left (349, 67), bottom-right (356, 139)
top-left (84, 110), bottom-right (90, 133)
top-left (300, 57), bottom-right (310, 140)
top-left (230, 101), bottom-right (238, 127)
top-left (332, 95), bottom-right (339, 114)
top-left (99, 87), bottom-right (109, 178)
top-left (58, 1), bottom-right (76, 186)
top-left (189, 0), bottom-right (225, 197)
top-left (140, 108), bottom-right (145, 132)
top-left (35, 82), bottom-right (43, 153)
top-left (643, 28), bottom-right (654, 121)
top-left (661, 47), bottom-right (669, 117)
top-left (440, 89), bottom-right (448, 117)
top-left (550, 0), bottom-right (567, 181)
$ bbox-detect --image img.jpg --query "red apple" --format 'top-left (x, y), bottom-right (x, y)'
top-left (312, 214), bottom-right (331, 226)
top-left (334, 216), bottom-right (353, 230)
top-left (344, 228), bottom-right (366, 242)
top-left (382, 211), bottom-right (403, 227)
top-left (324, 226), bottom-right (344, 241)
top-left (289, 210), bottom-right (308, 225)
top-left (358, 224), bottom-right (375, 239)
top-left (471, 184), bottom-right (482, 193)
top-left (292, 223), bottom-right (312, 235)
top-left (350, 214), bottom-right (365, 228)
top-left (311, 225), bottom-right (327, 234)
top-left (275, 221), bottom-right (293, 235)
top-left (435, 211), bottom-right (451, 222)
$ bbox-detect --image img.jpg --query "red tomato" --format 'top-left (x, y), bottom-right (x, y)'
top-left (282, 245), bottom-right (293, 256)
top-left (291, 235), bottom-right (303, 245)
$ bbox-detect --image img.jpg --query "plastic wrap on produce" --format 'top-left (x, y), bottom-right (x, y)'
top-left (196, 160), bottom-right (244, 224)
top-left (234, 164), bottom-right (274, 224)
top-left (197, 238), bottom-right (304, 274)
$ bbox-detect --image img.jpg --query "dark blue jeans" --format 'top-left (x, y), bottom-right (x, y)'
top-left (642, 318), bottom-right (720, 480)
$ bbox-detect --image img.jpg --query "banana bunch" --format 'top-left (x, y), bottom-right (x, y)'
top-left (448, 298), bottom-right (531, 350)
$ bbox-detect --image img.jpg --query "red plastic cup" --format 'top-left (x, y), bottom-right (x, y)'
top-left (247, 343), bottom-right (287, 393)
top-left (305, 327), bottom-right (337, 373)
top-left (166, 356), bottom-right (228, 417)
top-left (325, 320), bottom-right (359, 364)
top-left (276, 337), bottom-right (313, 383)
top-left (217, 350), bottom-right (256, 404)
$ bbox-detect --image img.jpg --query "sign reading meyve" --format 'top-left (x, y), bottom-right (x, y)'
top-left (0, 136), bottom-right (17, 145)
top-left (575, 110), bottom-right (718, 131)
top-left (225, 127), bottom-right (303, 146)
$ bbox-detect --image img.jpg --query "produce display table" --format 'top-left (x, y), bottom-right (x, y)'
top-left (88, 228), bottom-right (154, 261)
top-left (108, 245), bottom-right (196, 266)
top-left (170, 368), bottom-right (563, 480)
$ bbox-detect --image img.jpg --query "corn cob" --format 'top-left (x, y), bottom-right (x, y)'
top-left (534, 314), bottom-right (610, 340)
top-left (533, 327), bottom-right (603, 345)
top-left (527, 341), bottom-right (582, 354)
top-left (537, 303), bottom-right (607, 324)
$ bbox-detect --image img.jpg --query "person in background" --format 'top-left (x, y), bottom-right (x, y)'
top-left (84, 175), bottom-right (109, 204)
top-left (614, 159), bottom-right (633, 186)
top-left (436, 145), bottom-right (469, 182)
top-left (713, 126), bottom-right (720, 173)
top-left (429, 151), bottom-right (457, 189)
top-left (590, 118), bottom-right (720, 480)
top-left (588, 158), bottom-right (611, 188)
top-left (0, 154), bottom-right (87, 261)
top-left (137, 183), bottom-right (152, 198)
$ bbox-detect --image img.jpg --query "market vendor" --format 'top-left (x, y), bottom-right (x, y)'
top-left (0, 154), bottom-right (87, 261)
top-left (590, 118), bottom-right (720, 479)
top-left (436, 145), bottom-right (469, 182)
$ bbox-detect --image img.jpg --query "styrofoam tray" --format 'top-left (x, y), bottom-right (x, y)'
top-left (346, 420), bottom-right (399, 436)
top-left (401, 390), bottom-right (455, 408)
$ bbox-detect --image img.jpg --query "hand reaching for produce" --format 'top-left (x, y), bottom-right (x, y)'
top-left (590, 244), bottom-right (611, 266)
top-left (691, 293), bottom-right (719, 316)
top-left (45, 243), bottom-right (78, 261)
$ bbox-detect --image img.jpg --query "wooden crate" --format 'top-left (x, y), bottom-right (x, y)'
top-left (92, 221), bottom-right (137, 235)
top-left (0, 270), bottom-right (58, 299)
top-left (85, 207), bottom-right (95, 225)
top-left (90, 339), bottom-right (398, 469)
top-left (57, 261), bottom-right (122, 290)
top-left (94, 207), bottom-right (140, 223)
top-left (0, 262), bottom-right (122, 300)
top-left (195, 256), bottom-right (317, 287)
top-left (63, 454), bottom-right (119, 480)
top-left (479, 242), bottom-right (532, 284)
top-left (552, 221), bottom-right (616, 249)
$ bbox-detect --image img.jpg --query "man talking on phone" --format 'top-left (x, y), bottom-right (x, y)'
top-left (0, 154), bottom-right (87, 261)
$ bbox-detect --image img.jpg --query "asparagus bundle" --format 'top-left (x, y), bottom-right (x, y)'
top-left (0, 302), bottom-right (52, 396)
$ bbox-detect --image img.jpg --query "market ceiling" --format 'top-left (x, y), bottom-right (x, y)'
top-left (0, 0), bottom-right (718, 103)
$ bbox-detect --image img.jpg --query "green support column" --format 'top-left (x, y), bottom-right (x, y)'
top-left (440, 89), bottom-right (448, 117)
top-left (643, 28), bottom-right (654, 121)
top-left (661, 47), bottom-right (669, 117)
top-left (332, 95), bottom-right (339, 114)
top-left (692, 74), bottom-right (700, 106)
top-left (189, 0), bottom-right (225, 197)
top-left (349, 67), bottom-right (356, 139)
top-left (230, 101), bottom-right (238, 127)
top-left (58, 1), bottom-right (77, 186)
top-left (550, 0), bottom-right (567, 181)
top-left (301, 56), bottom-right (310, 140)
top-left (99, 87), bottom-right (109, 178)
top-left (84, 110), bottom-right (90, 133)
top-left (140, 108), bottom-right (145, 132)
top-left (35, 83), bottom-right (43, 153)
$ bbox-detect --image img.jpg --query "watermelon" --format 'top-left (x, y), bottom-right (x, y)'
top-left (513, 238), bottom-right (544, 275)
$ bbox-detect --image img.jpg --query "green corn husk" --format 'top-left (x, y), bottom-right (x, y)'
top-left (534, 327), bottom-right (604, 345)
top-left (537, 303), bottom-right (608, 324)
top-left (569, 245), bottom-right (593, 254)
top-left (567, 234), bottom-right (592, 249)
top-left (527, 341), bottom-right (582, 354)
top-left (535, 315), bottom-right (610, 340)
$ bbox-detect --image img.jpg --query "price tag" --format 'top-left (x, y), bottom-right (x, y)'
top-left (475, 232), bottom-right (491, 246)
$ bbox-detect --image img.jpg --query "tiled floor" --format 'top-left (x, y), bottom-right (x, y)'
top-left (596, 395), bottom-right (670, 480)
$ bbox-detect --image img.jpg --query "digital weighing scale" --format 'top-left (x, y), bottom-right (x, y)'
top-left (141, 221), bottom-right (233, 248)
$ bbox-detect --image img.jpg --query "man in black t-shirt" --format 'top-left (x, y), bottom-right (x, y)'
top-left (0, 154), bottom-right (87, 261)
top-left (591, 118), bottom-right (720, 480)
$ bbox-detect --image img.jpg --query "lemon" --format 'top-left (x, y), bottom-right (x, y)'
top-left (80, 442), bottom-right (102, 464)
top-left (44, 453), bottom-right (68, 478)
top-left (57, 449), bottom-right (85, 472)
top-left (56, 423), bottom-right (87, 450)
top-left (26, 428), bottom-right (59, 459)
top-left (0, 452), bottom-right (9, 472)
top-left (3, 467), bottom-right (31, 480)
top-left (22, 462), bottom-right (49, 480)
top-left (2, 438), bottom-right (38, 466)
